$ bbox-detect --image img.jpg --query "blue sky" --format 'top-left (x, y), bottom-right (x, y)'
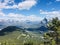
top-left (0, 0), bottom-right (60, 21)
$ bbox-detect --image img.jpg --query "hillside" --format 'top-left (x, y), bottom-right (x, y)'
top-left (0, 26), bottom-right (44, 45)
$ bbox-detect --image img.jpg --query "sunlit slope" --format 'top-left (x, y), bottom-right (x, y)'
top-left (0, 26), bottom-right (44, 45)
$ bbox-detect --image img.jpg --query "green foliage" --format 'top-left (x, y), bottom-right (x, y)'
top-left (51, 39), bottom-right (56, 45)
top-left (0, 28), bottom-right (44, 45)
top-left (24, 41), bottom-right (33, 45)
top-left (47, 17), bottom-right (60, 45)
top-left (48, 17), bottom-right (60, 31)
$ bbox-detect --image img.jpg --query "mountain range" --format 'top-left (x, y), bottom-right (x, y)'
top-left (0, 18), bottom-right (48, 32)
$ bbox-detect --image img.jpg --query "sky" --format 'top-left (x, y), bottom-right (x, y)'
top-left (0, 0), bottom-right (60, 21)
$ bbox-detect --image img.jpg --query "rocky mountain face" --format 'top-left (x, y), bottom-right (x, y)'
top-left (27, 18), bottom-right (48, 32)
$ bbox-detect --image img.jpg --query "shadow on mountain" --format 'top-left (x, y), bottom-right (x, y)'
top-left (27, 26), bottom-right (48, 32)
top-left (0, 26), bottom-right (22, 36)
top-left (36, 26), bottom-right (48, 31)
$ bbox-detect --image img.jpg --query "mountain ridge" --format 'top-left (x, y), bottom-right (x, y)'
top-left (0, 18), bottom-right (48, 32)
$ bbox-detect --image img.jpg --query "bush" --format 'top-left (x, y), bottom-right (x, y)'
top-left (24, 42), bottom-right (33, 45)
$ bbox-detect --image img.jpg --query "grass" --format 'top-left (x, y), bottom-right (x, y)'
top-left (0, 29), bottom-right (44, 45)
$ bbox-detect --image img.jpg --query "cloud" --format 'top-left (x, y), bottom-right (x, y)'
top-left (0, 0), bottom-right (15, 9)
top-left (7, 13), bottom-right (42, 21)
top-left (18, 0), bottom-right (37, 10)
top-left (0, 10), bottom-right (5, 16)
top-left (0, 0), bottom-right (37, 10)
top-left (0, 10), bottom-right (43, 29)
top-left (40, 10), bottom-right (60, 19)
top-left (56, 0), bottom-right (60, 1)
top-left (0, 10), bottom-right (42, 21)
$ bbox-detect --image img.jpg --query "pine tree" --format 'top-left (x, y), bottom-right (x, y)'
top-left (47, 17), bottom-right (60, 45)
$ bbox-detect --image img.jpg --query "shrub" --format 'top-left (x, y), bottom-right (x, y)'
top-left (24, 42), bottom-right (33, 45)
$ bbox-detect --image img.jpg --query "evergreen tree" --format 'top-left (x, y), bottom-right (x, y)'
top-left (47, 17), bottom-right (60, 45)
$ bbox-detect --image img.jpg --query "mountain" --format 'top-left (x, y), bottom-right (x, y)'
top-left (38, 18), bottom-right (48, 31)
top-left (40, 18), bottom-right (48, 26)
top-left (0, 26), bottom-right (25, 36)
top-left (0, 18), bottom-right (48, 44)
top-left (27, 18), bottom-right (48, 32)
top-left (0, 18), bottom-right (48, 32)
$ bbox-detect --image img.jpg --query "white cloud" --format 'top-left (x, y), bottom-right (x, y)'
top-left (0, 10), bottom-right (5, 16)
top-left (56, 0), bottom-right (60, 1)
top-left (18, 0), bottom-right (37, 10)
top-left (7, 13), bottom-right (42, 21)
top-left (0, 0), bottom-right (15, 9)
top-left (40, 10), bottom-right (60, 15)
top-left (40, 10), bottom-right (60, 19)
top-left (0, 0), bottom-right (37, 10)
top-left (0, 10), bottom-right (43, 29)
top-left (27, 15), bottom-right (42, 21)
top-left (0, 10), bottom-right (42, 21)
